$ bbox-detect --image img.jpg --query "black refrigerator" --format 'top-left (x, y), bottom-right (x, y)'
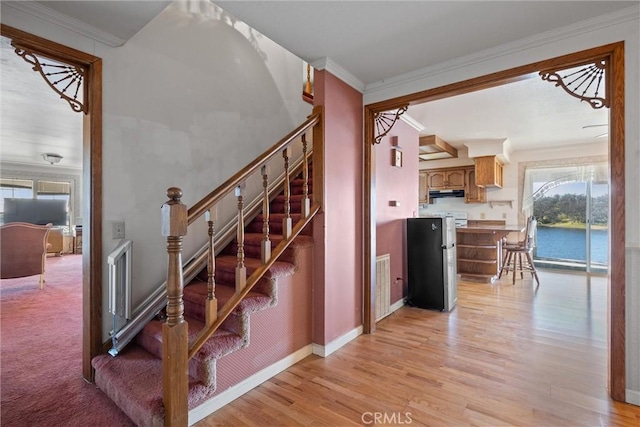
top-left (406, 217), bottom-right (457, 311)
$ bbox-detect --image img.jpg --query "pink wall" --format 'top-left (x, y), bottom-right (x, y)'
top-left (312, 70), bottom-right (363, 345)
top-left (215, 245), bottom-right (313, 393)
top-left (375, 121), bottom-right (419, 304)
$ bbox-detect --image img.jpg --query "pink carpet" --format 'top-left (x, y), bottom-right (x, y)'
top-left (0, 254), bottom-right (134, 426)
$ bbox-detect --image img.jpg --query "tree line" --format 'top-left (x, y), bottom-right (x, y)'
top-left (533, 193), bottom-right (608, 225)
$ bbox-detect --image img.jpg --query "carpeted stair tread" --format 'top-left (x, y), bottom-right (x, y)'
top-left (270, 194), bottom-right (309, 213)
top-left (92, 345), bottom-right (216, 427)
top-left (137, 315), bottom-right (244, 363)
top-left (223, 233), bottom-right (314, 259)
top-left (290, 179), bottom-right (312, 194)
top-left (136, 315), bottom-right (245, 387)
top-left (183, 278), bottom-right (275, 319)
top-left (211, 252), bottom-right (297, 285)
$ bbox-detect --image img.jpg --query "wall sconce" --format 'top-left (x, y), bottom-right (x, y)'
top-left (42, 153), bottom-right (63, 165)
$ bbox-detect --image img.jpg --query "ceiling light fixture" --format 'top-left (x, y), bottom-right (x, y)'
top-left (42, 153), bottom-right (63, 165)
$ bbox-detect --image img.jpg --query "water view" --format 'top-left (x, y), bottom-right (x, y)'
top-left (535, 226), bottom-right (608, 265)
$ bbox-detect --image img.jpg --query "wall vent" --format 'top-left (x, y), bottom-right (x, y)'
top-left (376, 254), bottom-right (391, 321)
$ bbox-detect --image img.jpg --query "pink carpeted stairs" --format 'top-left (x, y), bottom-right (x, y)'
top-left (92, 173), bottom-right (313, 426)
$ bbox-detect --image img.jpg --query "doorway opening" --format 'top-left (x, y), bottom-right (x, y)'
top-left (364, 42), bottom-right (626, 401)
top-left (0, 24), bottom-right (103, 381)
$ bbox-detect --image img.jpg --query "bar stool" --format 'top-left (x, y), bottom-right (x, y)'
top-left (499, 216), bottom-right (540, 286)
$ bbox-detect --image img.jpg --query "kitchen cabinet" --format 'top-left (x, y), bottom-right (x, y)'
top-left (474, 155), bottom-right (504, 188)
top-left (427, 169), bottom-right (465, 190)
top-left (418, 171), bottom-right (428, 203)
top-left (421, 166), bottom-right (486, 204)
top-left (465, 168), bottom-right (486, 203)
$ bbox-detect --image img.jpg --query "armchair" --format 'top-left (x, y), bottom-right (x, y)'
top-left (0, 222), bottom-right (52, 289)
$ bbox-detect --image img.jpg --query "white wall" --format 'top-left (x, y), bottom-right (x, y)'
top-left (368, 8), bottom-right (639, 403)
top-left (1, 1), bottom-right (310, 338)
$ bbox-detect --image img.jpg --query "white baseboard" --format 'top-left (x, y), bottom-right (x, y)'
top-left (312, 325), bottom-right (363, 357)
top-left (626, 389), bottom-right (640, 406)
top-left (389, 299), bottom-right (405, 314)
top-left (188, 344), bottom-right (313, 425)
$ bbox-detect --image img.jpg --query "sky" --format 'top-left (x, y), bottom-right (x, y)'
top-left (534, 181), bottom-right (609, 197)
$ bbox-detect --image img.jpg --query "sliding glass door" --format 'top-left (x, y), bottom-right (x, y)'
top-left (526, 163), bottom-right (608, 273)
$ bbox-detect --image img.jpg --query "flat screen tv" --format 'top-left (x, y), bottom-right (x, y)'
top-left (3, 198), bottom-right (68, 226)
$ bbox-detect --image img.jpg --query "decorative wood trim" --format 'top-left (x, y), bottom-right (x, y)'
top-left (363, 42), bottom-right (626, 401)
top-left (12, 42), bottom-right (87, 113)
top-left (373, 106), bottom-right (408, 144)
top-left (0, 24), bottom-right (104, 382)
top-left (540, 58), bottom-right (608, 109)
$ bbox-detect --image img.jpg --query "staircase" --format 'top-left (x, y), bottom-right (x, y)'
top-left (92, 110), bottom-right (322, 426)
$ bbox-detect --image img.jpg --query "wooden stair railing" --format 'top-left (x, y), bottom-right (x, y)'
top-left (160, 106), bottom-right (323, 426)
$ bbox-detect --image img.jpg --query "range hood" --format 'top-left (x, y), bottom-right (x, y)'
top-left (419, 135), bottom-right (458, 161)
top-left (429, 189), bottom-right (465, 199)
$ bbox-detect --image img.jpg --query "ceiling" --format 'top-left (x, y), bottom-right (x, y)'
top-left (1, 1), bottom-right (634, 169)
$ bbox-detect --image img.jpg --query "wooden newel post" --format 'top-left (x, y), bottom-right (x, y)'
top-left (161, 187), bottom-right (188, 427)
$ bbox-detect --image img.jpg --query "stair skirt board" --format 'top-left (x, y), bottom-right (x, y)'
top-left (188, 344), bottom-right (313, 425)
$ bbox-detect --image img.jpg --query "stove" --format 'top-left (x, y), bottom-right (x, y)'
top-left (429, 211), bottom-right (468, 228)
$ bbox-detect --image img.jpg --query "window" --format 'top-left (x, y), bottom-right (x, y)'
top-left (0, 179), bottom-right (33, 224)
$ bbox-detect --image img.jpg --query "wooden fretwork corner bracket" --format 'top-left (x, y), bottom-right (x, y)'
top-left (539, 58), bottom-right (609, 109)
top-left (12, 42), bottom-right (87, 114)
top-left (373, 105), bottom-right (409, 144)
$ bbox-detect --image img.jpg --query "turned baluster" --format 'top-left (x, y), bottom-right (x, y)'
top-left (161, 187), bottom-right (188, 427)
top-left (204, 207), bottom-right (217, 326)
top-left (261, 165), bottom-right (271, 264)
top-left (301, 133), bottom-right (311, 218)
top-left (235, 184), bottom-right (246, 292)
top-left (282, 147), bottom-right (292, 239)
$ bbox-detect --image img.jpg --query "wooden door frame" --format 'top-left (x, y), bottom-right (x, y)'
top-left (363, 42), bottom-right (626, 401)
top-left (1, 24), bottom-right (103, 382)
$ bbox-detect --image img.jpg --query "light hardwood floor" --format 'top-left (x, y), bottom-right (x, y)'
top-left (197, 270), bottom-right (640, 426)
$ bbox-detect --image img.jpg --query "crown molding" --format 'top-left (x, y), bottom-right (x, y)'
top-left (310, 57), bottom-right (365, 93)
top-left (400, 113), bottom-right (425, 133)
top-left (365, 5), bottom-right (640, 96)
top-left (2, 1), bottom-right (126, 47)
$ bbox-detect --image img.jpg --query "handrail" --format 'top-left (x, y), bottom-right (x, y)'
top-left (161, 106), bottom-right (323, 426)
top-left (107, 153), bottom-right (311, 358)
top-left (188, 112), bottom-right (320, 223)
top-left (188, 202), bottom-right (320, 359)
top-left (177, 153), bottom-right (311, 282)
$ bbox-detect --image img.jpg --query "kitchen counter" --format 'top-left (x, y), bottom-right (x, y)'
top-left (456, 223), bottom-right (525, 283)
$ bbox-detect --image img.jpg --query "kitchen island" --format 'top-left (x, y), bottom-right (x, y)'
top-left (456, 222), bottom-right (525, 283)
